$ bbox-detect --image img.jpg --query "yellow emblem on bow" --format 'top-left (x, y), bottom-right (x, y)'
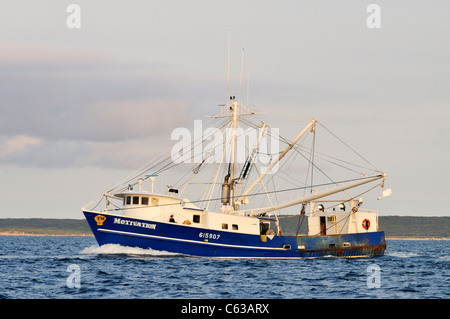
top-left (94, 215), bottom-right (106, 226)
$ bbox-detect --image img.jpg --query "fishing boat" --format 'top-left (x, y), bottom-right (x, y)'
top-left (82, 66), bottom-right (391, 259)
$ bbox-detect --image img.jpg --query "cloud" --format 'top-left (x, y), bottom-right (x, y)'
top-left (0, 135), bottom-right (42, 158)
top-left (0, 41), bottom-right (209, 169)
top-left (0, 39), bottom-right (103, 65)
top-left (78, 98), bottom-right (190, 141)
top-left (0, 40), bottom-right (205, 143)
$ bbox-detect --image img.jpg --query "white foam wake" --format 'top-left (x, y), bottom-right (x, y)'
top-left (386, 251), bottom-right (420, 258)
top-left (80, 244), bottom-right (180, 256)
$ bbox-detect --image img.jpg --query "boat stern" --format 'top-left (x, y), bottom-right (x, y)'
top-left (296, 231), bottom-right (386, 258)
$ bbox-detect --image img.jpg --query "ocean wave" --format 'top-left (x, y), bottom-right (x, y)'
top-left (80, 244), bottom-right (180, 257)
top-left (386, 251), bottom-right (420, 258)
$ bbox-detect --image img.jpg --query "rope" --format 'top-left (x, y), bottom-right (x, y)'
top-left (318, 122), bottom-right (381, 172)
top-left (99, 175), bottom-right (382, 212)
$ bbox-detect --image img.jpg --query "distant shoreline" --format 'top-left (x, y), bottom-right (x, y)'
top-left (0, 231), bottom-right (448, 241)
top-left (386, 236), bottom-right (450, 241)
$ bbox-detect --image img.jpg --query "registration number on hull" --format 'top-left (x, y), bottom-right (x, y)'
top-left (199, 232), bottom-right (220, 240)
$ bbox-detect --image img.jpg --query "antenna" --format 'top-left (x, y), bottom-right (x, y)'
top-left (238, 48), bottom-right (245, 106)
top-left (246, 70), bottom-right (250, 112)
top-left (226, 30), bottom-right (231, 110)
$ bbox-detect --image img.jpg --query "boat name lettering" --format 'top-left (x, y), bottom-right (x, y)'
top-left (113, 218), bottom-right (156, 230)
top-left (199, 232), bottom-right (220, 240)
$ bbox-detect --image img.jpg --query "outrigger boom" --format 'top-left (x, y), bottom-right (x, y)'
top-left (252, 174), bottom-right (386, 215)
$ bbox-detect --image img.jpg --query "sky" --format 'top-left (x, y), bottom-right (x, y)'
top-left (0, 1), bottom-right (449, 218)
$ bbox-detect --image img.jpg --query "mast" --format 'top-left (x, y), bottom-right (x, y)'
top-left (228, 98), bottom-right (238, 209)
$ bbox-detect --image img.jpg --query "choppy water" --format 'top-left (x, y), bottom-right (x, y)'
top-left (0, 236), bottom-right (448, 299)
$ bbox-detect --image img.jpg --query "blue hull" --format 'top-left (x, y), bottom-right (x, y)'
top-left (83, 211), bottom-right (385, 258)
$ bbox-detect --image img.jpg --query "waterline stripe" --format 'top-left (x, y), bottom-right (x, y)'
top-left (97, 228), bottom-right (285, 251)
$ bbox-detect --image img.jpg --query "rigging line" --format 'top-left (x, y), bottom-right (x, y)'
top-left (262, 125), bottom-right (360, 191)
top-left (233, 120), bottom-right (266, 196)
top-left (273, 128), bottom-right (347, 192)
top-left (289, 139), bottom-right (342, 190)
top-left (202, 119), bottom-right (234, 209)
top-left (173, 119), bottom-right (232, 190)
top-left (204, 160), bottom-right (224, 211)
top-left (249, 107), bottom-right (313, 120)
top-left (83, 195), bottom-right (104, 211)
top-left (251, 138), bottom-right (304, 201)
top-left (176, 117), bottom-right (230, 168)
top-left (244, 142), bottom-right (294, 204)
top-left (90, 195), bottom-right (106, 212)
top-left (296, 144), bottom-right (376, 173)
top-left (117, 113), bottom-right (233, 184)
top-left (114, 110), bottom-right (230, 191)
top-left (243, 160), bottom-right (278, 216)
top-left (198, 122), bottom-right (232, 207)
top-left (275, 145), bottom-right (304, 187)
top-left (114, 150), bottom-right (181, 193)
top-left (318, 122), bottom-right (380, 172)
top-left (108, 175), bottom-right (382, 212)
top-left (240, 122), bottom-right (317, 203)
top-left (174, 163), bottom-right (201, 196)
top-left (107, 145), bottom-right (174, 193)
top-left (243, 118), bottom-right (375, 182)
top-left (271, 173), bottom-right (280, 214)
top-left (149, 118), bottom-right (231, 179)
top-left (296, 146), bottom-right (371, 176)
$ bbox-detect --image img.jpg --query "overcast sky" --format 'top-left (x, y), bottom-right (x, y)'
top-left (0, 1), bottom-right (449, 218)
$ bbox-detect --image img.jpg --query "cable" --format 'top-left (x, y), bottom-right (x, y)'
top-left (102, 175), bottom-right (382, 212)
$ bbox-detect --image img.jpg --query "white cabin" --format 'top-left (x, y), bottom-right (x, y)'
top-left (109, 191), bottom-right (263, 236)
top-left (307, 201), bottom-right (379, 236)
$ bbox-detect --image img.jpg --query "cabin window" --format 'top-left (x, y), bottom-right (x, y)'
top-left (222, 223), bottom-right (228, 230)
top-left (133, 196), bottom-right (139, 205)
top-left (151, 197), bottom-right (159, 206)
top-left (126, 196), bottom-right (131, 205)
top-left (232, 224), bottom-right (239, 230)
top-left (141, 197), bottom-right (149, 205)
top-left (327, 216), bottom-right (336, 222)
top-left (260, 222), bottom-right (270, 235)
top-left (193, 215), bottom-right (200, 223)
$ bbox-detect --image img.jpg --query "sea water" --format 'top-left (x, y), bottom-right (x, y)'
top-left (0, 236), bottom-right (448, 299)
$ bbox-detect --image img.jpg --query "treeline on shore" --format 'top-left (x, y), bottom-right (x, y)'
top-left (0, 216), bottom-right (448, 238)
